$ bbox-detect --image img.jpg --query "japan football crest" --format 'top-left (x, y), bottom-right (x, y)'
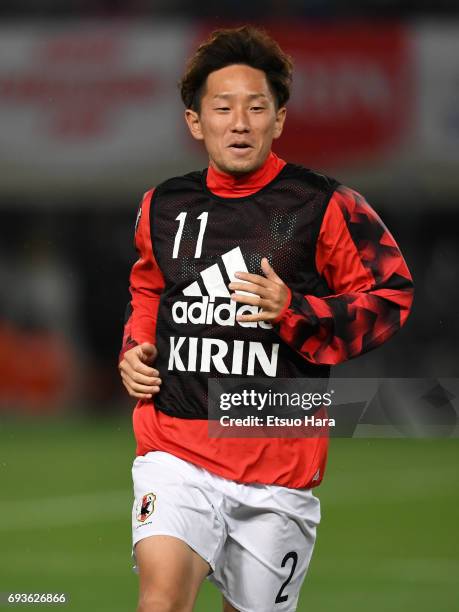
top-left (136, 492), bottom-right (156, 523)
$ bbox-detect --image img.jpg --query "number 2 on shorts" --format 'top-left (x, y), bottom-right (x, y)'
top-left (275, 551), bottom-right (298, 604)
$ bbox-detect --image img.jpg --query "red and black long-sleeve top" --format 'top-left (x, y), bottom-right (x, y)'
top-left (121, 151), bottom-right (414, 489)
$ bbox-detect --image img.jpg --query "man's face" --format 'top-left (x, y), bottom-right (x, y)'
top-left (185, 64), bottom-right (287, 176)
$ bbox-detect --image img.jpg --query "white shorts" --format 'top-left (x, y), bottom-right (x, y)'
top-left (131, 451), bottom-right (321, 612)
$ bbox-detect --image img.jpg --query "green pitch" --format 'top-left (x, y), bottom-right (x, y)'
top-left (1, 417), bottom-right (458, 611)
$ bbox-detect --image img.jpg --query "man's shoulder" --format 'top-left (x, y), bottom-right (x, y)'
top-left (153, 168), bottom-right (204, 196)
top-left (282, 161), bottom-right (340, 193)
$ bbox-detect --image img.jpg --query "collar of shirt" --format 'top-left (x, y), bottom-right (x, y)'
top-left (206, 150), bottom-right (287, 198)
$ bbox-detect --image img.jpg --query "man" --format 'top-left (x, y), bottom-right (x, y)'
top-left (119, 26), bottom-right (414, 612)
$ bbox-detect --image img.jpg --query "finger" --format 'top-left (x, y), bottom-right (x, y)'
top-left (129, 371), bottom-right (162, 386)
top-left (140, 343), bottom-right (158, 363)
top-left (140, 342), bottom-right (157, 355)
top-left (122, 380), bottom-right (153, 400)
top-left (228, 282), bottom-right (270, 297)
top-left (122, 357), bottom-right (159, 377)
top-left (231, 293), bottom-right (269, 307)
top-left (121, 372), bottom-right (160, 395)
top-left (260, 257), bottom-right (282, 281)
top-left (130, 382), bottom-right (161, 394)
top-left (131, 372), bottom-right (162, 385)
top-left (233, 271), bottom-right (270, 287)
top-left (120, 370), bottom-right (158, 390)
top-left (121, 372), bottom-right (161, 393)
top-left (236, 311), bottom-right (272, 322)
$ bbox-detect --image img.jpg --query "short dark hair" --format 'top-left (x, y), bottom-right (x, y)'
top-left (179, 25), bottom-right (293, 112)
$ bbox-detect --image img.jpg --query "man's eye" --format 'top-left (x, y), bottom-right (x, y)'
top-left (251, 106), bottom-right (265, 111)
top-left (215, 107), bottom-right (230, 111)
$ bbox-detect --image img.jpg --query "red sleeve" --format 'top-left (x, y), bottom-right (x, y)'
top-left (119, 188), bottom-right (165, 362)
top-left (272, 185), bottom-right (414, 365)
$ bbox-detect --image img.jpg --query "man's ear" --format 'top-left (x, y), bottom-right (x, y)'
top-left (185, 109), bottom-right (204, 141)
top-left (273, 106), bottom-right (287, 140)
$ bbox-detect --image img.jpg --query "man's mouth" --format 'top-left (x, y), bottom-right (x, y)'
top-left (228, 143), bottom-right (253, 152)
top-left (228, 142), bottom-right (252, 155)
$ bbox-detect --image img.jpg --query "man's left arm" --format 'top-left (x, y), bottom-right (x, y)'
top-left (271, 185), bottom-right (414, 365)
top-left (229, 185), bottom-right (414, 365)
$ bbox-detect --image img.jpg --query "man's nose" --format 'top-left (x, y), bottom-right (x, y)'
top-left (230, 107), bottom-right (250, 132)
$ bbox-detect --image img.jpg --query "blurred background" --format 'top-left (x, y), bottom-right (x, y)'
top-left (0, 1), bottom-right (458, 611)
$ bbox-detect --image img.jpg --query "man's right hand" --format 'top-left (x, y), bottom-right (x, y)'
top-left (119, 342), bottom-right (161, 400)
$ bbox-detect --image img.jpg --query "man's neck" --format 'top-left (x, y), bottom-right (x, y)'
top-left (206, 151), bottom-right (286, 198)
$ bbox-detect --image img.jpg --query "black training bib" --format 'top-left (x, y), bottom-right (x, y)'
top-left (149, 163), bottom-right (339, 419)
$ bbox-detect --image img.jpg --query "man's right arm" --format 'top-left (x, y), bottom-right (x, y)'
top-left (119, 189), bottom-right (165, 399)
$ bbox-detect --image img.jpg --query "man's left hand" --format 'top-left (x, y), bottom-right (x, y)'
top-left (228, 257), bottom-right (290, 322)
